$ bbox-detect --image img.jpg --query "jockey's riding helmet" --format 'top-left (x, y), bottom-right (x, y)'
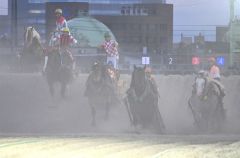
top-left (145, 66), bottom-right (152, 73)
top-left (208, 57), bottom-right (216, 63)
top-left (55, 8), bottom-right (63, 14)
top-left (104, 32), bottom-right (111, 38)
top-left (62, 27), bottom-right (70, 33)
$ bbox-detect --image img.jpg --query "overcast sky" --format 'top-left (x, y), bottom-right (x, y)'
top-left (167, 0), bottom-right (230, 42)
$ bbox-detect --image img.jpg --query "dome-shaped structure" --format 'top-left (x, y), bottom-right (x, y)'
top-left (68, 15), bottom-right (116, 48)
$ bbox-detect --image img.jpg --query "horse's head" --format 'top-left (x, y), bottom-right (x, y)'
top-left (91, 62), bottom-right (103, 82)
top-left (131, 65), bottom-right (147, 91)
top-left (195, 77), bottom-right (206, 97)
top-left (24, 26), bottom-right (34, 47)
top-left (194, 70), bottom-right (208, 97)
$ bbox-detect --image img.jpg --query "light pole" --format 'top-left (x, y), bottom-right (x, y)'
top-left (229, 0), bottom-right (235, 67)
top-left (11, 0), bottom-right (18, 53)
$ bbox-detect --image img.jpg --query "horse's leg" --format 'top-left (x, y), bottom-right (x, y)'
top-left (90, 102), bottom-right (96, 126)
top-left (47, 79), bottom-right (54, 97)
top-left (211, 95), bottom-right (224, 132)
top-left (104, 97), bottom-right (111, 120)
top-left (202, 109), bottom-right (209, 133)
top-left (60, 82), bottom-right (67, 98)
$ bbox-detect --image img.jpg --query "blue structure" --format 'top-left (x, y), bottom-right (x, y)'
top-left (216, 56), bottom-right (225, 66)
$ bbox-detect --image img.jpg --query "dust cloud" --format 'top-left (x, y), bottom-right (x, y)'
top-left (0, 73), bottom-right (239, 135)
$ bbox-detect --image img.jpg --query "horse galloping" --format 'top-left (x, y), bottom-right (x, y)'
top-left (188, 71), bottom-right (225, 133)
top-left (44, 47), bottom-right (73, 98)
top-left (84, 62), bottom-right (120, 126)
top-left (20, 26), bottom-right (43, 72)
top-left (124, 65), bottom-right (165, 134)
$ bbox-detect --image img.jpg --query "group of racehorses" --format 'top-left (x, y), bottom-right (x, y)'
top-left (20, 26), bottom-right (74, 98)
top-left (21, 26), bottom-right (226, 134)
top-left (85, 64), bottom-right (226, 134)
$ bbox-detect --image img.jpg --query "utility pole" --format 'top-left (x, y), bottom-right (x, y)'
top-left (11, 0), bottom-right (18, 53)
top-left (230, 0), bottom-right (235, 21)
top-left (229, 0), bottom-right (234, 67)
top-left (229, 0), bottom-right (240, 67)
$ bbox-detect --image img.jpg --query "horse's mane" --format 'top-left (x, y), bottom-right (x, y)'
top-left (129, 66), bottom-right (159, 103)
top-left (24, 26), bottom-right (41, 48)
top-left (202, 77), bottom-right (223, 97)
top-left (85, 63), bottom-right (116, 97)
top-left (87, 63), bottom-right (104, 85)
top-left (130, 66), bottom-right (145, 88)
top-left (25, 27), bottom-right (33, 44)
top-left (130, 66), bottom-right (154, 99)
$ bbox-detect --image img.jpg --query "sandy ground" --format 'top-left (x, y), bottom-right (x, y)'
top-left (0, 135), bottom-right (240, 158)
top-left (0, 73), bottom-right (240, 157)
top-left (0, 73), bottom-right (240, 134)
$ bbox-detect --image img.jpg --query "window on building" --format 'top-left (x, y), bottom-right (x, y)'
top-left (137, 6), bottom-right (141, 15)
top-left (121, 6), bottom-right (126, 15)
top-left (160, 24), bottom-right (168, 31)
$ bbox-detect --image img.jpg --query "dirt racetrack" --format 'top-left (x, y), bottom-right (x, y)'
top-left (0, 73), bottom-right (240, 135)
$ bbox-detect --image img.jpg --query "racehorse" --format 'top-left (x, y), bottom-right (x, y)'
top-left (188, 71), bottom-right (225, 133)
top-left (124, 65), bottom-right (165, 134)
top-left (84, 62), bottom-right (119, 126)
top-left (20, 26), bottom-right (43, 72)
top-left (44, 47), bottom-right (73, 98)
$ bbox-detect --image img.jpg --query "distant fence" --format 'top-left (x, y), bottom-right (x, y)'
top-left (1, 45), bottom-right (240, 75)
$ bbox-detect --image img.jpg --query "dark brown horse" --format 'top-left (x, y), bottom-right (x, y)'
top-left (44, 47), bottom-right (73, 98)
top-left (124, 65), bottom-right (165, 134)
top-left (84, 62), bottom-right (119, 126)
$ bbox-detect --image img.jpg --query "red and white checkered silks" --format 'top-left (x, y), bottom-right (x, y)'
top-left (102, 40), bottom-right (119, 57)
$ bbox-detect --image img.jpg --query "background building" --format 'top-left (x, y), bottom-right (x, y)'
top-left (94, 3), bottom-right (173, 54)
top-left (7, 0), bottom-right (171, 53)
top-left (216, 26), bottom-right (228, 42)
top-left (0, 0), bottom-right (10, 35)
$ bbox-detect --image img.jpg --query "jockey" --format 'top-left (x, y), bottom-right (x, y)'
top-left (208, 57), bottom-right (225, 98)
top-left (59, 27), bottom-right (77, 69)
top-left (43, 28), bottom-right (77, 72)
top-left (145, 66), bottom-right (153, 80)
top-left (48, 31), bottom-right (59, 47)
top-left (144, 66), bottom-right (159, 97)
top-left (208, 57), bottom-right (221, 81)
top-left (101, 32), bottom-right (119, 70)
top-left (42, 31), bottom-right (60, 73)
top-left (55, 8), bottom-right (68, 36)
